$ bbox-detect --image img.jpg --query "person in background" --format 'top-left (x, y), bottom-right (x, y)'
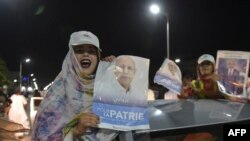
top-left (179, 54), bottom-right (221, 141)
top-left (181, 54), bottom-right (222, 99)
top-left (1, 87), bottom-right (30, 140)
top-left (0, 87), bottom-right (12, 119)
top-left (8, 87), bottom-right (30, 129)
top-left (32, 31), bottom-right (118, 141)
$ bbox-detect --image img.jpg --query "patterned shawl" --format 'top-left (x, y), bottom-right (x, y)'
top-left (31, 46), bottom-right (114, 140)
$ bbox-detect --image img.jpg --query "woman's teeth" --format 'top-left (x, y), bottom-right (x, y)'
top-left (81, 59), bottom-right (91, 68)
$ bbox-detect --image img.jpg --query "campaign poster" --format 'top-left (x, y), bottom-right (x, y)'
top-left (216, 50), bottom-right (249, 97)
top-left (154, 58), bottom-right (182, 94)
top-left (93, 55), bottom-right (150, 131)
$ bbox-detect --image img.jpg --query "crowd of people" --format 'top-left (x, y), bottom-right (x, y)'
top-left (0, 30), bottom-right (249, 141)
top-left (0, 86), bottom-right (31, 140)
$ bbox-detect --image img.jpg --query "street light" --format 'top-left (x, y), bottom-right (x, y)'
top-left (28, 73), bottom-right (35, 87)
top-left (175, 58), bottom-right (181, 63)
top-left (149, 4), bottom-right (170, 59)
top-left (19, 58), bottom-right (31, 88)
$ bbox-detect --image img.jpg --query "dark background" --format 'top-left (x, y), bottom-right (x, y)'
top-left (0, 0), bottom-right (249, 88)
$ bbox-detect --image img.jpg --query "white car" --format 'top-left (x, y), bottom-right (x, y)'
top-left (29, 97), bottom-right (43, 128)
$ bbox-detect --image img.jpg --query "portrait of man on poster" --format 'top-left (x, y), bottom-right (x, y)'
top-left (93, 55), bottom-right (149, 107)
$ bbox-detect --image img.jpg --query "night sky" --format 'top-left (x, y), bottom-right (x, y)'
top-left (0, 0), bottom-right (250, 88)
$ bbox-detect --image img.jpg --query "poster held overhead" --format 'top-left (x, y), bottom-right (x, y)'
top-left (154, 58), bottom-right (182, 95)
top-left (93, 55), bottom-right (150, 131)
top-left (216, 50), bottom-right (249, 97)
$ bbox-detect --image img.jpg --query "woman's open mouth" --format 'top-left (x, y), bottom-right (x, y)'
top-left (80, 59), bottom-right (91, 68)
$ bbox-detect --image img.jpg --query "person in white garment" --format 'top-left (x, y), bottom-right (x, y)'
top-left (8, 87), bottom-right (30, 129)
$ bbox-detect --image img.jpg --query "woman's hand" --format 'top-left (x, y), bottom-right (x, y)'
top-left (211, 73), bottom-right (220, 81)
top-left (102, 55), bottom-right (116, 62)
top-left (73, 112), bottom-right (100, 137)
